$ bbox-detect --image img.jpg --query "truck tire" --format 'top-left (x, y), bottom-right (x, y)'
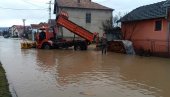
top-left (43, 43), bottom-right (51, 49)
top-left (74, 44), bottom-right (81, 51)
top-left (74, 45), bottom-right (80, 51)
top-left (83, 45), bottom-right (87, 50)
top-left (80, 41), bottom-right (87, 50)
top-left (74, 45), bottom-right (78, 50)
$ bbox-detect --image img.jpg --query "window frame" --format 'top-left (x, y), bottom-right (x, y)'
top-left (155, 20), bottom-right (162, 31)
top-left (77, 0), bottom-right (80, 3)
top-left (86, 13), bottom-right (91, 23)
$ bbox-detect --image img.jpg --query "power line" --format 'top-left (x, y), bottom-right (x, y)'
top-left (0, 6), bottom-right (47, 10)
top-left (19, 0), bottom-right (46, 8)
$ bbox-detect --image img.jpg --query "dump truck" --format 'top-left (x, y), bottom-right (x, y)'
top-left (36, 11), bottom-right (98, 50)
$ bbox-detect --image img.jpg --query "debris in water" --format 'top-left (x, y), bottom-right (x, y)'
top-left (79, 91), bottom-right (96, 96)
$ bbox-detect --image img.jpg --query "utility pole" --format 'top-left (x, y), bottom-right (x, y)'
top-left (47, 0), bottom-right (52, 25)
top-left (22, 19), bottom-right (26, 38)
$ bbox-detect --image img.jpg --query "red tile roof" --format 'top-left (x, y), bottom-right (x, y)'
top-left (56, 0), bottom-right (113, 11)
top-left (30, 23), bottom-right (49, 29)
top-left (30, 24), bottom-right (40, 29)
top-left (39, 22), bottom-right (49, 27)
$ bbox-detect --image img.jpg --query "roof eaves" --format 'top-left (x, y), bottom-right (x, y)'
top-left (59, 6), bottom-right (114, 11)
top-left (119, 1), bottom-right (167, 22)
top-left (120, 15), bottom-right (166, 22)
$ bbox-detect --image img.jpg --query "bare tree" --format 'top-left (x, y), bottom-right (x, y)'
top-left (102, 12), bottom-right (123, 33)
top-left (101, 13), bottom-right (123, 39)
top-left (121, 12), bottom-right (138, 40)
top-left (101, 17), bottom-right (113, 34)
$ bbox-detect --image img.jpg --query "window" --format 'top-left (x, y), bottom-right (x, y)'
top-left (77, 0), bottom-right (80, 3)
top-left (155, 20), bottom-right (162, 31)
top-left (86, 13), bottom-right (91, 23)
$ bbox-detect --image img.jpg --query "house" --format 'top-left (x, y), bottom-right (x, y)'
top-left (38, 22), bottom-right (49, 27)
top-left (30, 24), bottom-right (40, 41)
top-left (30, 23), bottom-right (49, 41)
top-left (9, 25), bottom-right (30, 38)
top-left (48, 19), bottom-right (56, 27)
top-left (120, 1), bottom-right (170, 56)
top-left (10, 25), bottom-right (23, 38)
top-left (48, 19), bottom-right (63, 38)
top-left (54, 0), bottom-right (113, 38)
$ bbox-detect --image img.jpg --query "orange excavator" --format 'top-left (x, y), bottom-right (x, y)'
top-left (36, 11), bottom-right (99, 50)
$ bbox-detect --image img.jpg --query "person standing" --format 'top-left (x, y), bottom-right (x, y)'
top-left (101, 33), bottom-right (107, 54)
top-left (39, 29), bottom-right (46, 41)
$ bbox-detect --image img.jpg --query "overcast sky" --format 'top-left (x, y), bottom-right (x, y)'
top-left (0, 0), bottom-right (164, 27)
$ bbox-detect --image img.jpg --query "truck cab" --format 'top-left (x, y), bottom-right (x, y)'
top-left (36, 27), bottom-right (55, 49)
top-left (36, 26), bottom-right (88, 50)
top-left (36, 11), bottom-right (98, 50)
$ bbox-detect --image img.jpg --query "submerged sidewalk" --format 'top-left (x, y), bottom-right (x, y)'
top-left (0, 62), bottom-right (11, 97)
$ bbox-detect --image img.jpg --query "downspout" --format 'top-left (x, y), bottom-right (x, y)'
top-left (167, 21), bottom-right (170, 55)
top-left (164, 0), bottom-right (170, 56)
top-left (166, 7), bottom-right (170, 55)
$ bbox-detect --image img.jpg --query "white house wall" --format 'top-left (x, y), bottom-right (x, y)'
top-left (59, 8), bottom-right (113, 38)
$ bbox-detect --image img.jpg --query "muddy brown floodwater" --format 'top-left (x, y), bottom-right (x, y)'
top-left (0, 37), bottom-right (170, 97)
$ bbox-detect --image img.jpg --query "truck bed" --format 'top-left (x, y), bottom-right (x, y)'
top-left (56, 15), bottom-right (95, 42)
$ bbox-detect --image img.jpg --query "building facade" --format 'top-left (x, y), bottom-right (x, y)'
top-left (30, 23), bottom-right (49, 41)
top-left (120, 1), bottom-right (170, 56)
top-left (9, 25), bottom-right (30, 38)
top-left (9, 25), bottom-right (24, 38)
top-left (54, 0), bottom-right (113, 38)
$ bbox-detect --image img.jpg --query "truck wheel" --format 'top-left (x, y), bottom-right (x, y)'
top-left (83, 45), bottom-right (87, 50)
top-left (80, 45), bottom-right (87, 50)
top-left (74, 45), bottom-right (77, 50)
top-left (43, 43), bottom-right (51, 49)
top-left (80, 42), bottom-right (87, 50)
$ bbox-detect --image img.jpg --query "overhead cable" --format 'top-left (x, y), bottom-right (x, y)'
top-left (19, 0), bottom-right (46, 8)
top-left (0, 6), bottom-right (47, 10)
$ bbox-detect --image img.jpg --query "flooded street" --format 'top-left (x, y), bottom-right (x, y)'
top-left (0, 37), bottom-right (170, 97)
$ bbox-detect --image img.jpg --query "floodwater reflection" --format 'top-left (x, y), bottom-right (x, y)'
top-left (0, 37), bottom-right (170, 97)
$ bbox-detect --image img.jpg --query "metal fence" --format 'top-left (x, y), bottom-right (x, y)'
top-left (132, 39), bottom-right (170, 57)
